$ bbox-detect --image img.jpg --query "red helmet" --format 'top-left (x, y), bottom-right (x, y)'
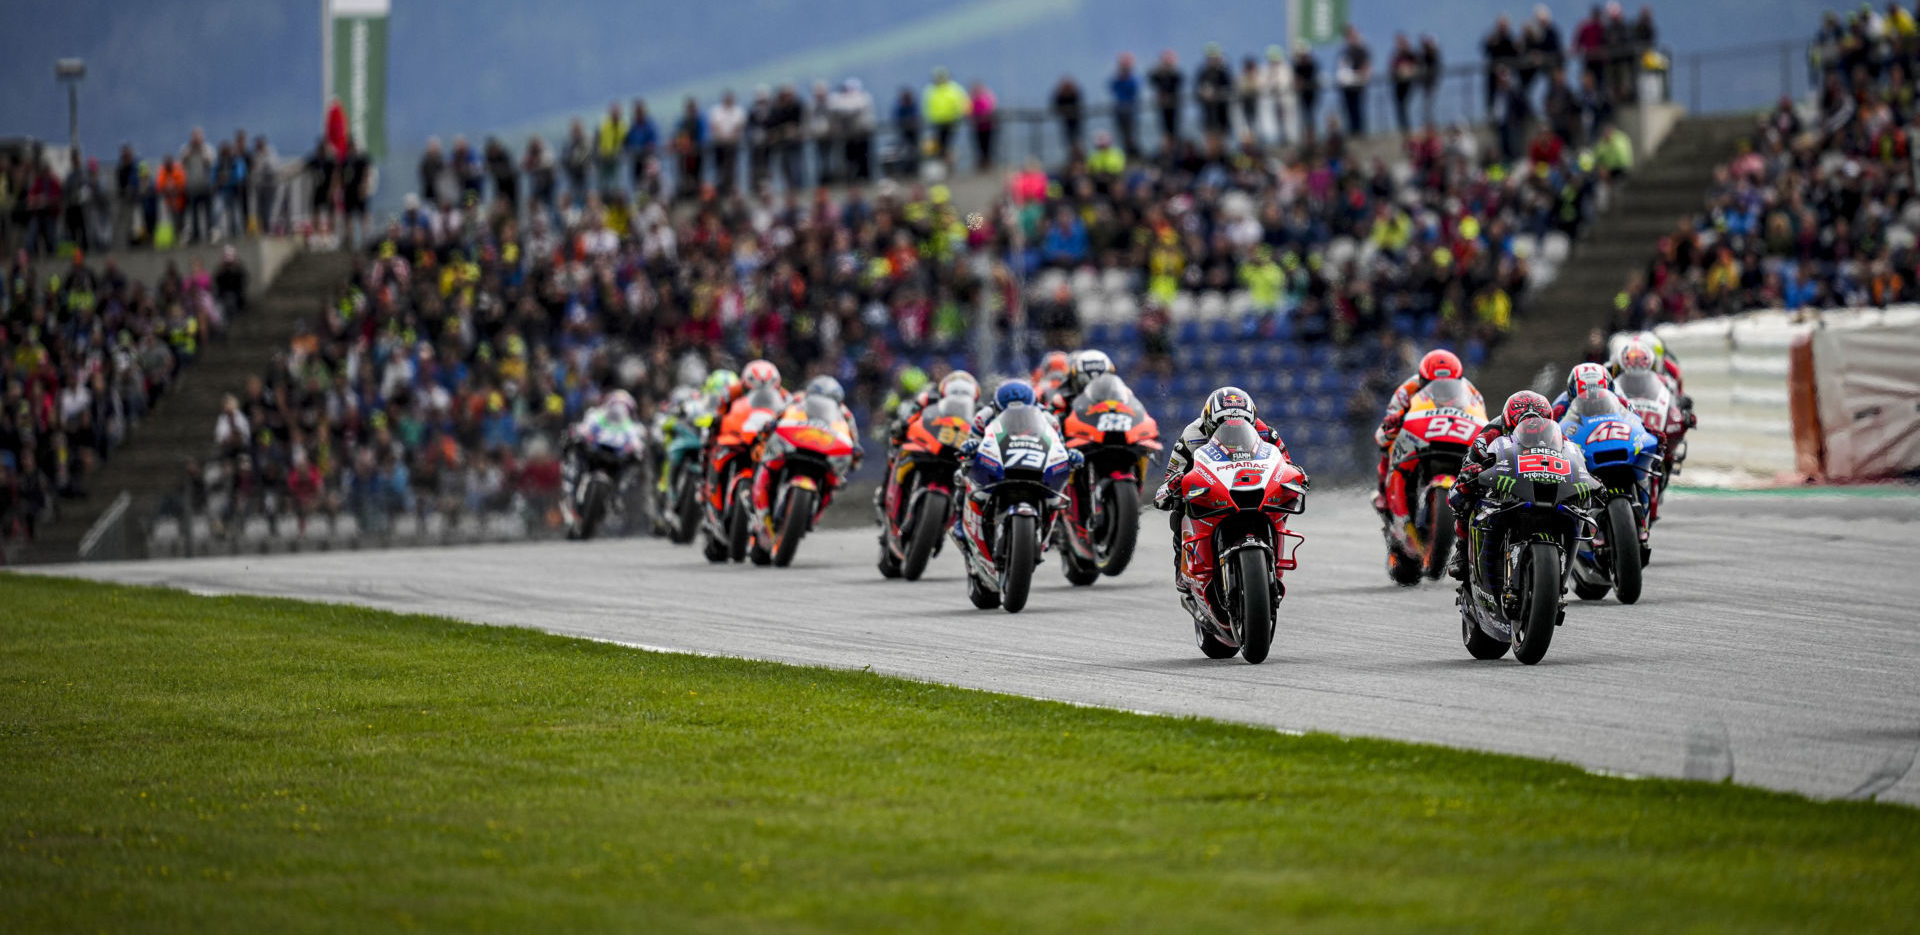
top-left (1032, 351), bottom-right (1070, 387)
top-left (1501, 390), bottom-right (1552, 429)
top-left (1567, 362), bottom-right (1609, 399)
top-left (1418, 349), bottom-right (1463, 382)
top-left (1619, 341), bottom-right (1655, 372)
top-left (742, 359), bottom-right (781, 391)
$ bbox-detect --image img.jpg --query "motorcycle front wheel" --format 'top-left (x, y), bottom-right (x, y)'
top-left (772, 487), bottom-right (816, 567)
top-left (1234, 547), bottom-right (1275, 664)
top-left (1512, 542), bottom-right (1560, 665)
top-left (1606, 497), bottom-right (1643, 605)
top-left (1095, 479), bottom-right (1140, 576)
top-left (999, 514), bottom-right (1037, 613)
top-left (1423, 489), bottom-right (1454, 580)
top-left (902, 490), bottom-right (949, 581)
top-left (670, 471), bottom-right (701, 544)
top-left (577, 479), bottom-right (608, 541)
top-left (727, 500), bottom-right (750, 563)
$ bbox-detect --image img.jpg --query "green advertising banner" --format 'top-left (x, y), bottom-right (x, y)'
top-left (326, 0), bottom-right (390, 160)
top-left (1294, 0), bottom-right (1349, 46)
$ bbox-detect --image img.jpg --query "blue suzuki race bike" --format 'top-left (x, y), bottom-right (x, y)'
top-left (1560, 390), bottom-right (1660, 605)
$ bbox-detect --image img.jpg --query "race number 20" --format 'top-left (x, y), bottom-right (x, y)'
top-left (1517, 453), bottom-right (1572, 476)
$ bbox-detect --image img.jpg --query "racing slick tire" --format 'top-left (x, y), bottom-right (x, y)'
top-left (1095, 479), bottom-right (1141, 577)
top-left (1234, 547), bottom-right (1276, 664)
top-left (1512, 542), bottom-right (1561, 665)
top-left (902, 491), bottom-right (949, 581)
top-left (1606, 497), bottom-right (1643, 606)
top-left (772, 488), bottom-right (815, 567)
top-left (999, 514), bottom-right (1037, 613)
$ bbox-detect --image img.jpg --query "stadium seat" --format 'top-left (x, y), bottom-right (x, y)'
top-left (1100, 267), bottom-right (1133, 297)
top-left (1207, 319), bottom-right (1235, 344)
top-left (1070, 267), bottom-right (1099, 298)
top-left (1176, 320), bottom-right (1201, 345)
top-left (1169, 293), bottom-right (1197, 321)
top-left (1542, 231), bottom-right (1572, 266)
top-left (1087, 322), bottom-right (1114, 347)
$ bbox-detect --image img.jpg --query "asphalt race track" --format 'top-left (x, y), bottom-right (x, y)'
top-left (31, 490), bottom-right (1920, 806)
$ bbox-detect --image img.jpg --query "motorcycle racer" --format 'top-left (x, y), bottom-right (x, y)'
top-left (889, 370), bottom-right (981, 445)
top-left (1444, 390), bottom-right (1555, 579)
top-left (1373, 349), bottom-right (1470, 514)
top-left (560, 388), bottom-right (647, 528)
top-left (1045, 349), bottom-right (1115, 415)
top-left (750, 375), bottom-right (864, 524)
top-left (1153, 386), bottom-right (1298, 592)
top-left (1032, 350), bottom-right (1072, 397)
top-left (1551, 362), bottom-right (1632, 419)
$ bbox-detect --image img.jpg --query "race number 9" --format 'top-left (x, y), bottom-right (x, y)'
top-left (1517, 453), bottom-right (1572, 476)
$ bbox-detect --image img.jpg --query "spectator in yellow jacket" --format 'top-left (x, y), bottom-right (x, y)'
top-left (922, 67), bottom-right (971, 167)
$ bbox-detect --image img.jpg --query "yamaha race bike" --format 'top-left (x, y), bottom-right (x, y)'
top-left (954, 404), bottom-right (1075, 614)
top-left (1458, 418), bottom-right (1597, 665)
top-left (1382, 378), bottom-right (1486, 585)
top-left (749, 396), bottom-right (857, 567)
top-left (877, 395), bottom-right (975, 580)
top-left (1056, 374), bottom-right (1162, 585)
top-left (1561, 390), bottom-right (1660, 604)
top-left (1174, 420), bottom-right (1307, 664)
top-left (566, 419), bottom-right (646, 541)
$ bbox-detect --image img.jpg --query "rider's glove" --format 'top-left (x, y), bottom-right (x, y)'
top-left (1067, 449), bottom-right (1085, 468)
top-left (957, 439), bottom-right (979, 459)
top-left (1684, 411), bottom-right (1697, 428)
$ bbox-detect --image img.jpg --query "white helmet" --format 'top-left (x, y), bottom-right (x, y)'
top-left (1067, 349), bottom-right (1114, 393)
top-left (602, 389), bottom-right (637, 421)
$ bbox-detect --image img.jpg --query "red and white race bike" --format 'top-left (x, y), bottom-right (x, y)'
top-left (1174, 419), bottom-right (1307, 664)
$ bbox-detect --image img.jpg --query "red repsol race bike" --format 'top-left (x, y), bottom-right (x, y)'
top-left (876, 394), bottom-right (976, 581)
top-left (1174, 419), bottom-right (1308, 664)
top-left (1382, 378), bottom-right (1486, 585)
top-left (1055, 373), bottom-right (1162, 586)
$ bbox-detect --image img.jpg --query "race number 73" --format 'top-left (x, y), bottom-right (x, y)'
top-left (1003, 447), bottom-right (1047, 469)
top-left (1517, 453), bottom-right (1572, 475)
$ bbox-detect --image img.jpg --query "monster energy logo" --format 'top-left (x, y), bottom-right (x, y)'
top-left (1495, 476), bottom-right (1516, 496)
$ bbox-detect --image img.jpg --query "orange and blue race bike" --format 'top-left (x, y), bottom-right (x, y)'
top-left (701, 385), bottom-right (784, 563)
top-left (1383, 378), bottom-right (1486, 586)
top-left (748, 395), bottom-right (857, 567)
top-left (1054, 373), bottom-right (1162, 586)
top-left (877, 394), bottom-right (976, 581)
top-left (1176, 418), bottom-right (1307, 664)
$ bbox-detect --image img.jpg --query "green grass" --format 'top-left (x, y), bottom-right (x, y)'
top-left (1, 575), bottom-right (1916, 933)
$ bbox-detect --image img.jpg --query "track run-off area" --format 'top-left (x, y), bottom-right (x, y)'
top-left (33, 489), bottom-right (1920, 806)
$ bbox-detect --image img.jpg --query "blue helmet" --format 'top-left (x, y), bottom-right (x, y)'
top-left (994, 379), bottom-right (1037, 410)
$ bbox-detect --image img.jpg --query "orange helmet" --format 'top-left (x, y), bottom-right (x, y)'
top-left (1418, 349), bottom-right (1463, 382)
top-left (742, 359), bottom-right (781, 391)
top-left (1033, 351), bottom-right (1070, 387)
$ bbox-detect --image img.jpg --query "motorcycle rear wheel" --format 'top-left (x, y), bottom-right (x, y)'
top-left (1095, 479), bottom-right (1141, 576)
top-left (1512, 542), bottom-right (1560, 665)
top-left (1462, 609), bottom-right (1510, 659)
top-left (902, 491), bottom-right (949, 581)
top-left (967, 572), bottom-right (1001, 609)
top-left (1000, 514), bottom-right (1037, 613)
top-left (1386, 546), bottom-right (1424, 586)
top-left (876, 536), bottom-right (904, 578)
top-left (1235, 547), bottom-right (1276, 664)
top-left (1572, 578), bottom-right (1611, 601)
top-left (772, 488), bottom-right (815, 567)
top-left (1606, 497), bottom-right (1643, 605)
top-left (1198, 621), bottom-right (1239, 659)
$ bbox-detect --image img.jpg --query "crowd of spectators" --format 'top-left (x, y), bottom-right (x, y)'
top-left (1611, 3), bottom-right (1920, 329)
top-left (0, 246), bottom-right (249, 550)
top-left (0, 99), bottom-right (378, 259)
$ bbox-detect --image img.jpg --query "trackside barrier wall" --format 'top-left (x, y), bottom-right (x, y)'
top-left (1639, 307), bottom-right (1920, 483)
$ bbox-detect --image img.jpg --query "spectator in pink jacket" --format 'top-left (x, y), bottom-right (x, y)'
top-left (970, 82), bottom-right (999, 171)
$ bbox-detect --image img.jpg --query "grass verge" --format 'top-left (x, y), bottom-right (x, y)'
top-left (2, 574), bottom-right (1916, 933)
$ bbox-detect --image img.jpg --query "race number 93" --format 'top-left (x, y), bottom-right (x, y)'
top-left (1517, 453), bottom-right (1572, 476)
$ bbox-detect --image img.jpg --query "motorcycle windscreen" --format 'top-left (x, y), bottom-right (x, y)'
top-left (993, 404), bottom-right (1053, 442)
top-left (1072, 374), bottom-right (1135, 417)
top-left (745, 386), bottom-right (785, 410)
top-left (1566, 387), bottom-right (1627, 419)
top-left (1415, 377), bottom-right (1481, 416)
top-left (1207, 418), bottom-right (1264, 457)
top-left (1614, 370), bottom-right (1667, 404)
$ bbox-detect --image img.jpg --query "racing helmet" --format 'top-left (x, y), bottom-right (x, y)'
top-left (742, 359), bottom-right (781, 392)
top-left (1636, 330), bottom-right (1667, 364)
top-left (897, 366), bottom-right (930, 396)
top-left (702, 369), bottom-right (740, 397)
top-left (804, 375), bottom-right (846, 403)
top-left (1200, 385), bottom-right (1257, 434)
top-left (1417, 348), bottom-right (1463, 382)
top-left (1033, 351), bottom-right (1071, 387)
top-left (1567, 362), bottom-right (1610, 399)
top-left (994, 379), bottom-right (1037, 410)
top-left (601, 389), bottom-right (637, 421)
top-left (939, 370), bottom-right (980, 400)
top-left (1500, 390), bottom-right (1553, 429)
top-left (1618, 340), bottom-right (1656, 373)
top-left (668, 385), bottom-right (701, 409)
top-left (1066, 349), bottom-right (1114, 393)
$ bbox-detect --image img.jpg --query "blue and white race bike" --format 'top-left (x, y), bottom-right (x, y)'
top-left (1560, 389), bottom-right (1661, 605)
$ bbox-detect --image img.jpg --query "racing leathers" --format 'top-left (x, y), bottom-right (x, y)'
top-left (561, 404), bottom-right (648, 526)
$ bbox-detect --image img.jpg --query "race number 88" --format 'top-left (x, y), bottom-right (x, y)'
top-left (1517, 453), bottom-right (1572, 476)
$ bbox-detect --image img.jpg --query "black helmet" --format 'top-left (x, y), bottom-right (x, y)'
top-left (1200, 386), bottom-right (1257, 434)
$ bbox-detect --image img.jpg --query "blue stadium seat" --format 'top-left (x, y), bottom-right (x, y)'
top-left (1087, 322), bottom-right (1114, 347)
top-left (1118, 321), bottom-right (1141, 345)
top-left (1176, 320), bottom-right (1201, 345)
top-left (1307, 345), bottom-right (1333, 368)
top-left (1134, 372), bottom-right (1161, 398)
top-left (1206, 319), bottom-right (1235, 344)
